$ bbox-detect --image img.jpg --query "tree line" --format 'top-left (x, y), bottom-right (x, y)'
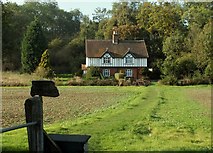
top-left (2, 1), bottom-right (212, 83)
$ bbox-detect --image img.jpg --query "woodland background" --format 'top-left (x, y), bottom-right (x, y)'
top-left (2, 1), bottom-right (212, 83)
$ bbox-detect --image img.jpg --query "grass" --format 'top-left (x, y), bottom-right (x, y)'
top-left (1, 85), bottom-right (212, 151)
top-left (1, 71), bottom-right (40, 86)
top-left (1, 71), bottom-right (73, 86)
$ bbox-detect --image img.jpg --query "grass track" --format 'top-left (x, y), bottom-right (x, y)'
top-left (46, 86), bottom-right (211, 151)
top-left (1, 85), bottom-right (212, 151)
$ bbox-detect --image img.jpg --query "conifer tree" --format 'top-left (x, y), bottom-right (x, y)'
top-left (21, 18), bottom-right (47, 73)
top-left (35, 49), bottom-right (54, 78)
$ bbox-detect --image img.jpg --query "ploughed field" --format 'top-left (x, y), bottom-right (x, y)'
top-left (2, 86), bottom-right (130, 127)
top-left (1, 85), bottom-right (212, 151)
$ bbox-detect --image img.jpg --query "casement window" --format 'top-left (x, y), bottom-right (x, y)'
top-left (125, 54), bottom-right (133, 64)
top-left (104, 57), bottom-right (111, 64)
top-left (126, 69), bottom-right (133, 77)
top-left (103, 69), bottom-right (110, 77)
top-left (103, 54), bottom-right (111, 64)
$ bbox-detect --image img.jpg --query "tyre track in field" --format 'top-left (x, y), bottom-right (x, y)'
top-left (70, 86), bottom-right (161, 150)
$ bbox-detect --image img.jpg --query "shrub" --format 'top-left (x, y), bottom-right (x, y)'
top-left (118, 79), bottom-right (125, 86)
top-left (175, 55), bottom-right (197, 79)
top-left (177, 78), bottom-right (193, 86)
top-left (176, 71), bottom-right (211, 86)
top-left (84, 80), bottom-right (98, 86)
top-left (86, 66), bottom-right (100, 80)
top-left (160, 76), bottom-right (178, 85)
top-left (118, 78), bottom-right (135, 86)
top-left (177, 78), bottom-right (210, 86)
top-left (96, 79), bottom-right (118, 86)
top-left (205, 63), bottom-right (213, 80)
top-left (114, 73), bottom-right (124, 81)
top-left (133, 77), bottom-right (151, 86)
top-left (35, 49), bottom-right (54, 78)
top-left (68, 78), bottom-right (118, 86)
top-left (67, 77), bottom-right (84, 86)
top-left (35, 67), bottom-right (54, 79)
top-left (69, 80), bottom-right (84, 86)
top-left (141, 67), bottom-right (152, 78)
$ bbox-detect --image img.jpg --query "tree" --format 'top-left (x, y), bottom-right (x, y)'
top-left (79, 15), bottom-right (98, 39)
top-left (2, 1), bottom-right (81, 73)
top-left (182, 2), bottom-right (211, 29)
top-left (137, 2), bottom-right (184, 37)
top-left (95, 19), bottom-right (109, 39)
top-left (92, 7), bottom-right (110, 22)
top-left (2, 2), bottom-right (28, 70)
top-left (205, 63), bottom-right (213, 80)
top-left (161, 31), bottom-right (187, 78)
top-left (21, 2), bottom-right (81, 41)
top-left (103, 1), bottom-right (140, 40)
top-left (175, 54), bottom-right (197, 79)
top-left (35, 49), bottom-right (54, 78)
top-left (191, 20), bottom-right (212, 73)
top-left (21, 18), bottom-right (47, 73)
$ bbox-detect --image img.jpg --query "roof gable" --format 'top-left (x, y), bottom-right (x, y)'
top-left (123, 49), bottom-right (137, 58)
top-left (100, 48), bottom-right (114, 58)
top-left (86, 40), bottom-right (149, 58)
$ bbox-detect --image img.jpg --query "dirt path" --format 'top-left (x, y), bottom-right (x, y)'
top-left (186, 88), bottom-right (212, 108)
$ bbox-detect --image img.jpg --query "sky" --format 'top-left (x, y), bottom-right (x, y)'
top-left (3, 0), bottom-right (209, 17)
top-left (2, 0), bottom-right (119, 18)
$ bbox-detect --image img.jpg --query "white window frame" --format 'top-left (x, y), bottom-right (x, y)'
top-left (103, 54), bottom-right (111, 64)
top-left (103, 69), bottom-right (110, 77)
top-left (125, 54), bottom-right (133, 64)
top-left (104, 57), bottom-right (111, 64)
top-left (126, 69), bottom-right (133, 77)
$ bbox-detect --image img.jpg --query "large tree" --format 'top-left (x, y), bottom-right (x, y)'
top-left (2, 2), bottom-right (27, 70)
top-left (21, 18), bottom-right (47, 73)
top-left (2, 1), bottom-right (82, 71)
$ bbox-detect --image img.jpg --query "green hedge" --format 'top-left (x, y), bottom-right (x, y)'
top-left (68, 79), bottom-right (118, 86)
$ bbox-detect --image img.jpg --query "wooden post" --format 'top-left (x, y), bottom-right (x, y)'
top-left (25, 96), bottom-right (44, 152)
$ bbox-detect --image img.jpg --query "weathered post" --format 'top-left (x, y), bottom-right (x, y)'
top-left (23, 80), bottom-right (90, 152)
top-left (25, 96), bottom-right (44, 152)
top-left (25, 80), bottom-right (59, 153)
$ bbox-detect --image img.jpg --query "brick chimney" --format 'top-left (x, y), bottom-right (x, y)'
top-left (112, 26), bottom-right (119, 44)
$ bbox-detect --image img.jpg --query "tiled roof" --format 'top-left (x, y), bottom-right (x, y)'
top-left (86, 40), bottom-right (149, 58)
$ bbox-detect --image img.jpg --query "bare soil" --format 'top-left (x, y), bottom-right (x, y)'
top-left (187, 88), bottom-right (212, 108)
top-left (1, 87), bottom-right (129, 127)
top-left (186, 87), bottom-right (212, 118)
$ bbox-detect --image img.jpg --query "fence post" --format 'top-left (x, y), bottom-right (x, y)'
top-left (25, 96), bottom-right (44, 152)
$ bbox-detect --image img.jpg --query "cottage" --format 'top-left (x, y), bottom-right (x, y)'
top-left (82, 28), bottom-right (149, 80)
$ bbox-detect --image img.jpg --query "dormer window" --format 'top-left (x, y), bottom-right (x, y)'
top-left (104, 57), bottom-right (110, 63)
top-left (103, 53), bottom-right (111, 64)
top-left (126, 56), bottom-right (133, 64)
top-left (125, 54), bottom-right (133, 64)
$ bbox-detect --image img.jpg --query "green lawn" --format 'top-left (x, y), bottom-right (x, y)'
top-left (1, 85), bottom-right (212, 151)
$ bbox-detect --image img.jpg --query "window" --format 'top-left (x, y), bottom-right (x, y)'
top-left (103, 69), bottom-right (110, 77)
top-left (126, 57), bottom-right (133, 64)
top-left (125, 54), bottom-right (133, 64)
top-left (103, 54), bottom-right (111, 64)
top-left (126, 69), bottom-right (133, 77)
top-left (103, 57), bottom-right (111, 64)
